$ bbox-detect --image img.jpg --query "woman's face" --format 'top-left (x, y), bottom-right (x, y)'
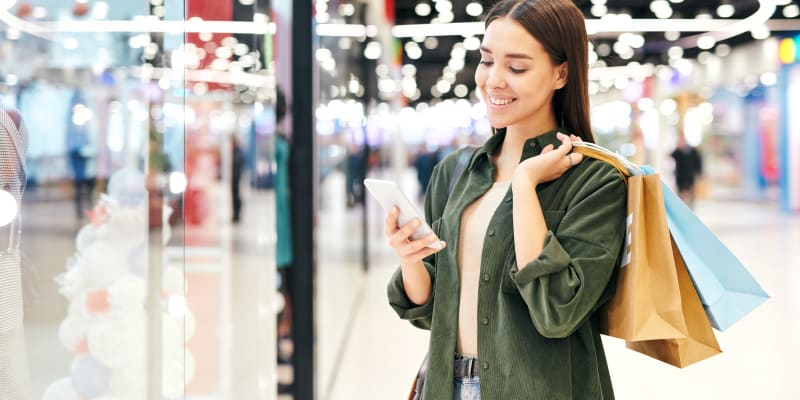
top-left (475, 17), bottom-right (566, 132)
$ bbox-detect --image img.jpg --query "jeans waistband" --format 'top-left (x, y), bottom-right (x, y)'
top-left (454, 354), bottom-right (479, 379)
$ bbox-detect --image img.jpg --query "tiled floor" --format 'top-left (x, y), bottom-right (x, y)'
top-left (17, 171), bottom-right (800, 400)
top-left (328, 196), bottom-right (800, 400)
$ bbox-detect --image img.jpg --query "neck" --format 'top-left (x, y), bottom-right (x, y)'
top-left (500, 119), bottom-right (557, 158)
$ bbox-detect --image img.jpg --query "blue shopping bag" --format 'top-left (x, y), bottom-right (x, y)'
top-left (661, 182), bottom-right (769, 331)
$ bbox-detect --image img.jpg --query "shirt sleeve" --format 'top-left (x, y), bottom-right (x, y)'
top-left (509, 166), bottom-right (627, 339)
top-left (386, 260), bottom-right (436, 330)
top-left (385, 153), bottom-right (455, 330)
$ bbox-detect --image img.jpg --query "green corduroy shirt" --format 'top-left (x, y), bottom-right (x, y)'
top-left (388, 129), bottom-right (627, 399)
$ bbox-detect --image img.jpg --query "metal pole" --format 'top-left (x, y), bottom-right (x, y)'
top-left (290, 0), bottom-right (315, 398)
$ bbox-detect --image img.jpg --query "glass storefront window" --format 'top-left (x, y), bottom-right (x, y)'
top-left (1, 1), bottom-right (279, 398)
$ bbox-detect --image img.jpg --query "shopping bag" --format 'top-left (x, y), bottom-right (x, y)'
top-left (600, 173), bottom-right (690, 341)
top-left (662, 183), bottom-right (769, 331)
top-left (572, 144), bottom-right (690, 341)
top-left (625, 240), bottom-right (722, 368)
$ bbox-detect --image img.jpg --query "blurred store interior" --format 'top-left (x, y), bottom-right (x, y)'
top-left (0, 0), bottom-right (799, 399)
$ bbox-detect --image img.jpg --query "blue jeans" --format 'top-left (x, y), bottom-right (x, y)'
top-left (454, 376), bottom-right (480, 400)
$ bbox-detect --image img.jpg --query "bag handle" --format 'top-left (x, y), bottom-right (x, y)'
top-left (572, 142), bottom-right (639, 178)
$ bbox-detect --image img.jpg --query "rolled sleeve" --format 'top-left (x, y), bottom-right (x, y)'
top-left (510, 231), bottom-right (570, 284)
top-left (508, 169), bottom-right (626, 339)
top-left (387, 262), bottom-right (435, 330)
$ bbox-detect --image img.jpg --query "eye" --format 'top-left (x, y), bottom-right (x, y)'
top-left (478, 60), bottom-right (494, 66)
top-left (509, 66), bottom-right (526, 74)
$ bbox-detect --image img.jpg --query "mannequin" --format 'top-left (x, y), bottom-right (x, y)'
top-left (0, 107), bottom-right (31, 400)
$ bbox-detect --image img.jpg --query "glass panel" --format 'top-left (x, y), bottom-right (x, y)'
top-left (2, 0), bottom-right (278, 398)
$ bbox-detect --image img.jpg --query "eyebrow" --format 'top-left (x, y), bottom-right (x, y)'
top-left (479, 46), bottom-right (533, 60)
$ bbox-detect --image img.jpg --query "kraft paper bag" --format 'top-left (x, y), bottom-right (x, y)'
top-left (625, 240), bottom-right (722, 368)
top-left (599, 173), bottom-right (689, 341)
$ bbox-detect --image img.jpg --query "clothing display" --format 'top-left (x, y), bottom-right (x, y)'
top-left (388, 129), bottom-right (627, 399)
top-left (0, 108), bottom-right (31, 400)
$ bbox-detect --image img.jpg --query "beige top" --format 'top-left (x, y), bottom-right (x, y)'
top-left (456, 181), bottom-right (511, 357)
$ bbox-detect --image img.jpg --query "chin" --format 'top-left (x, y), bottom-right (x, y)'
top-left (487, 115), bottom-right (510, 130)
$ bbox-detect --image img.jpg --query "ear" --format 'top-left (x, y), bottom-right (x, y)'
top-left (554, 62), bottom-right (568, 90)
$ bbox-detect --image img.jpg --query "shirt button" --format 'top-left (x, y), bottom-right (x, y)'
top-left (487, 229), bottom-right (495, 236)
top-left (482, 362), bottom-right (489, 369)
top-left (482, 273), bottom-right (490, 282)
top-left (528, 142), bottom-right (536, 149)
top-left (481, 318), bottom-right (489, 325)
top-left (505, 197), bottom-right (511, 203)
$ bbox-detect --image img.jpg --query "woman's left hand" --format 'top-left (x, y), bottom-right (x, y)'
top-left (512, 132), bottom-right (584, 188)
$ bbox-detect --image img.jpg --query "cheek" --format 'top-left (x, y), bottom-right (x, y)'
top-left (474, 68), bottom-right (487, 87)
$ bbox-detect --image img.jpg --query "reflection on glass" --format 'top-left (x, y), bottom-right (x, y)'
top-left (3, 0), bottom-right (279, 399)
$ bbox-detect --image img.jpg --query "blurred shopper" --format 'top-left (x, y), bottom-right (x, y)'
top-left (66, 91), bottom-right (95, 220)
top-left (671, 132), bottom-right (703, 209)
top-left (273, 88), bottom-right (294, 340)
top-left (384, 1), bottom-right (627, 399)
top-left (345, 134), bottom-right (367, 208)
top-left (230, 135), bottom-right (245, 223)
top-left (414, 143), bottom-right (439, 199)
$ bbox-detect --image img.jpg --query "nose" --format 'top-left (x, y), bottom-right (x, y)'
top-left (485, 65), bottom-right (506, 89)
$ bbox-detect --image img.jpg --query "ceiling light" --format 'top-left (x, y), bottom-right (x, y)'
top-left (784, 5), bottom-right (800, 18)
top-left (697, 51), bottom-right (713, 64)
top-left (650, 0), bottom-right (672, 19)
top-left (435, 1), bottom-right (452, 13)
top-left (775, 0), bottom-right (791, 5)
top-left (751, 25), bottom-right (770, 40)
top-left (668, 46), bottom-right (683, 59)
top-left (664, 31), bottom-right (680, 41)
top-left (32, 6), bottom-right (46, 18)
top-left (463, 36), bottom-right (480, 51)
top-left (364, 41), bottom-right (381, 59)
top-left (438, 11), bottom-right (454, 23)
top-left (406, 45), bottom-right (422, 60)
top-left (436, 80), bottom-right (451, 94)
top-left (424, 36), bottom-right (438, 49)
top-left (591, 0), bottom-right (607, 4)
top-left (696, 10), bottom-right (712, 20)
top-left (697, 35), bottom-right (716, 50)
top-left (596, 43), bottom-right (610, 57)
top-left (339, 4), bottom-right (355, 16)
top-left (402, 64), bottom-right (417, 76)
top-left (669, 0), bottom-right (684, 3)
top-left (591, 5), bottom-right (608, 17)
top-left (92, 1), bottom-right (108, 19)
top-left (715, 43), bottom-right (731, 57)
top-left (465, 2), bottom-right (483, 17)
top-left (454, 84), bottom-right (468, 98)
top-left (760, 72), bottom-right (776, 86)
top-left (716, 4), bottom-right (735, 18)
top-left (415, 3), bottom-right (432, 17)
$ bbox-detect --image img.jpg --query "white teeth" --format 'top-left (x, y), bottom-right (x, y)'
top-left (490, 97), bottom-right (513, 105)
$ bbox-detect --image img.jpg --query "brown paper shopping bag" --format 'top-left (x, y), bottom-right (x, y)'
top-left (625, 240), bottom-right (722, 368)
top-left (599, 173), bottom-right (689, 341)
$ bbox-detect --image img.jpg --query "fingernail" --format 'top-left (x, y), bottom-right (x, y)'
top-left (440, 241), bottom-right (446, 248)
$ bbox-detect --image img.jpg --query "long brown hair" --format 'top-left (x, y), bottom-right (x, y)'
top-left (484, 0), bottom-right (594, 143)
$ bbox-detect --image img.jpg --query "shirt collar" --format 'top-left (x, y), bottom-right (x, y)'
top-left (470, 127), bottom-right (565, 170)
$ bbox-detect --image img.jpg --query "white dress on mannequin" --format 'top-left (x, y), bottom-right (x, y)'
top-left (0, 108), bottom-right (31, 400)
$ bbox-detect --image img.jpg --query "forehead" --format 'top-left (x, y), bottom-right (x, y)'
top-left (481, 16), bottom-right (544, 56)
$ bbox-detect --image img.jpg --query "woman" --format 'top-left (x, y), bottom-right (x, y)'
top-left (385, 0), bottom-right (628, 399)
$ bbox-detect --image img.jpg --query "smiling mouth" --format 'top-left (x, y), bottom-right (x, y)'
top-left (489, 97), bottom-right (515, 106)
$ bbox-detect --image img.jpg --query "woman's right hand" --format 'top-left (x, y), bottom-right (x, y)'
top-left (384, 206), bottom-right (446, 266)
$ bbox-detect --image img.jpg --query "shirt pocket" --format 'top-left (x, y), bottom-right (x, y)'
top-left (500, 210), bottom-right (566, 293)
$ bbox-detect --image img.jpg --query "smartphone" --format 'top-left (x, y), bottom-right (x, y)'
top-left (363, 179), bottom-right (442, 250)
